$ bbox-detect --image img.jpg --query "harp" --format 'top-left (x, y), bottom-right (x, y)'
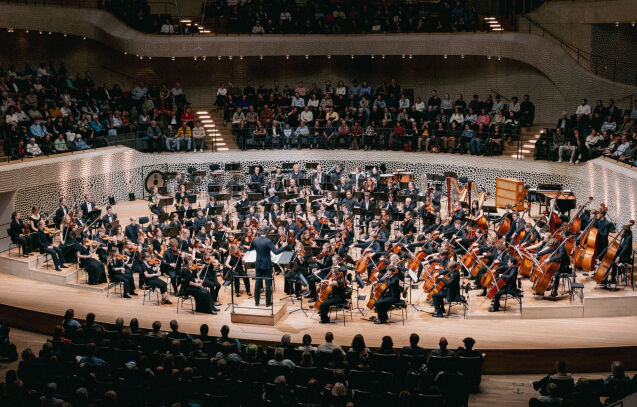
top-left (446, 177), bottom-right (487, 215)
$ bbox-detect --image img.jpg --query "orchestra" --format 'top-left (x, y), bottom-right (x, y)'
top-left (15, 163), bottom-right (633, 325)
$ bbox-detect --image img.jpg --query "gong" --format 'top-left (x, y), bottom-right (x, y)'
top-left (144, 170), bottom-right (165, 193)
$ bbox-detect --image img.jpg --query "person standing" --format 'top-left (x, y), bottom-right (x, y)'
top-left (253, 227), bottom-right (288, 306)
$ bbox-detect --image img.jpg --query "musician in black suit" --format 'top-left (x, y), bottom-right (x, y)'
top-left (312, 164), bottom-right (327, 184)
top-left (373, 266), bottom-right (402, 324)
top-left (253, 226), bottom-right (289, 306)
top-left (432, 261), bottom-right (461, 318)
top-left (506, 212), bottom-right (526, 243)
top-left (101, 205), bottom-right (118, 231)
top-left (537, 237), bottom-right (570, 297)
top-left (9, 212), bottom-right (32, 256)
top-left (250, 166), bottom-right (264, 185)
top-left (54, 197), bottom-right (70, 227)
top-left (489, 258), bottom-right (519, 312)
top-left (36, 220), bottom-right (66, 271)
top-left (359, 191), bottom-right (375, 233)
top-left (80, 194), bottom-right (97, 220)
top-left (318, 266), bottom-right (346, 324)
top-left (124, 217), bottom-right (141, 245)
top-left (350, 166), bottom-right (365, 188)
top-left (593, 209), bottom-right (615, 259)
top-left (606, 225), bottom-right (633, 285)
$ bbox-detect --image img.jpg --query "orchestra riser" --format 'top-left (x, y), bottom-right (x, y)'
top-left (229, 299), bottom-right (288, 326)
top-left (0, 251), bottom-right (108, 293)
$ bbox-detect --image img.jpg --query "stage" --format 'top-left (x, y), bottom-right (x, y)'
top-left (2, 190), bottom-right (637, 374)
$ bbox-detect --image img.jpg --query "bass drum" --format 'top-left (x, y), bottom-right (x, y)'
top-left (144, 170), bottom-right (165, 193)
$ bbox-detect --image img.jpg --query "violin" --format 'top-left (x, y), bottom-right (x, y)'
top-left (84, 239), bottom-right (99, 247)
top-left (296, 216), bottom-right (304, 229)
top-left (43, 227), bottom-right (57, 235)
top-left (318, 216), bottom-right (330, 225)
top-left (116, 254), bottom-right (129, 262)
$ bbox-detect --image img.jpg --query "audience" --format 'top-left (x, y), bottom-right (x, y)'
top-left (535, 99), bottom-right (636, 165)
top-left (104, 0), bottom-right (480, 35)
top-left (2, 315), bottom-right (636, 406)
top-left (1, 62), bottom-right (191, 160)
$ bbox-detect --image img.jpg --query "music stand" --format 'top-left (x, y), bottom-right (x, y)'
top-left (299, 178), bottom-right (311, 187)
top-left (282, 163), bottom-right (296, 170)
top-left (224, 163), bottom-right (241, 171)
top-left (208, 184), bottom-right (221, 194)
top-left (306, 162), bottom-right (318, 170)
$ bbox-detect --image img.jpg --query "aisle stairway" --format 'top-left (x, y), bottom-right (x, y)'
top-left (502, 125), bottom-right (547, 159)
top-left (193, 108), bottom-right (237, 151)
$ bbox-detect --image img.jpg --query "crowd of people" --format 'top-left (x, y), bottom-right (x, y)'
top-left (534, 98), bottom-right (637, 165)
top-left (0, 63), bottom-right (194, 160)
top-left (101, 0), bottom-right (480, 35)
top-left (0, 311), bottom-right (485, 406)
top-left (218, 80), bottom-right (529, 154)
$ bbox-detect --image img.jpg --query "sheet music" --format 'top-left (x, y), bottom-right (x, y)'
top-left (242, 250), bottom-right (294, 265)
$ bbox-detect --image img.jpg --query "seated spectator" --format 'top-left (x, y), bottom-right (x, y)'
top-left (53, 133), bottom-right (68, 153)
top-left (317, 331), bottom-right (344, 355)
top-left (377, 335), bottom-right (397, 355)
top-left (401, 333), bottom-right (427, 356)
top-left (298, 334), bottom-right (317, 352)
top-left (146, 320), bottom-right (165, 338)
top-left (160, 19), bottom-right (175, 34)
top-left (267, 347), bottom-right (295, 370)
top-left (533, 360), bottom-right (573, 396)
top-left (73, 135), bottom-right (90, 151)
top-left (192, 120), bottom-right (206, 152)
top-left (78, 343), bottom-right (104, 367)
top-left (174, 122), bottom-right (192, 151)
top-left (457, 337), bottom-right (483, 358)
top-left (612, 134), bottom-right (631, 158)
top-left (348, 334), bottom-right (370, 354)
top-left (430, 337), bottom-right (455, 358)
top-left (26, 138), bottom-right (42, 157)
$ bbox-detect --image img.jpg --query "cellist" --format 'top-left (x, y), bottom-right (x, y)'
top-left (518, 223), bottom-right (540, 246)
top-left (489, 257), bottom-right (520, 312)
top-left (318, 266), bottom-right (346, 324)
top-left (473, 240), bottom-right (507, 297)
top-left (373, 266), bottom-right (402, 324)
top-left (604, 224), bottom-right (633, 286)
top-left (307, 251), bottom-right (335, 303)
top-left (506, 212), bottom-right (526, 243)
top-left (432, 261), bottom-right (461, 318)
top-left (495, 204), bottom-right (514, 238)
top-left (536, 237), bottom-right (570, 297)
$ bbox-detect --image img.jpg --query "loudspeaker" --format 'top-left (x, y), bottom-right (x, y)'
top-left (128, 193), bottom-right (135, 201)
top-left (108, 196), bottom-right (116, 205)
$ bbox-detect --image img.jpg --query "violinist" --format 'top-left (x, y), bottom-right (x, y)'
top-left (451, 201), bottom-right (466, 223)
top-left (226, 244), bottom-right (251, 297)
top-left (432, 261), bottom-right (461, 318)
top-left (139, 251), bottom-right (172, 304)
top-left (124, 216), bottom-right (141, 245)
top-left (425, 216), bottom-right (443, 235)
top-left (300, 229), bottom-right (317, 247)
top-left (150, 229), bottom-right (166, 256)
top-left (94, 227), bottom-right (110, 263)
top-left (73, 209), bottom-right (89, 238)
top-left (59, 215), bottom-right (78, 263)
top-left (149, 186), bottom-right (164, 216)
top-left (29, 206), bottom-right (42, 233)
top-left (379, 208), bottom-right (391, 235)
top-left (242, 228), bottom-right (255, 251)
top-left (318, 265), bottom-right (346, 324)
top-left (313, 209), bottom-right (331, 237)
top-left (472, 239), bottom-right (503, 296)
top-left (593, 209), bottom-right (615, 259)
top-left (537, 237), bottom-right (570, 297)
top-left (106, 248), bottom-right (137, 298)
top-left (322, 191), bottom-right (337, 218)
top-left (355, 222), bottom-right (385, 253)
top-left (80, 193), bottom-right (97, 220)
top-left (373, 266), bottom-right (402, 324)
top-left (402, 210), bottom-right (416, 240)
top-left (161, 238), bottom-right (183, 293)
top-left (268, 203), bottom-right (283, 229)
top-left (489, 257), bottom-right (520, 312)
top-left (76, 238), bottom-right (107, 285)
top-left (605, 225), bottom-right (633, 286)
top-left (362, 177), bottom-right (376, 193)
top-left (506, 212), bottom-right (526, 243)
top-left (181, 258), bottom-right (217, 314)
top-left (174, 184), bottom-right (187, 207)
top-left (307, 249), bottom-right (334, 302)
top-left (341, 222), bottom-right (355, 246)
top-left (9, 212), bottom-right (32, 257)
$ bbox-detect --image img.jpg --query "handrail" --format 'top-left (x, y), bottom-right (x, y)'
top-left (489, 89), bottom-right (511, 102)
top-left (520, 14), bottom-right (637, 86)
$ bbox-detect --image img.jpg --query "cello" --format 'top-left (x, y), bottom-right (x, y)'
top-left (593, 220), bottom-right (634, 283)
top-left (367, 268), bottom-right (398, 309)
top-left (314, 269), bottom-right (343, 310)
top-left (548, 193), bottom-right (563, 234)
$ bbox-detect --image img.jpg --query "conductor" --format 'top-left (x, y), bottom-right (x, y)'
top-left (253, 226), bottom-right (288, 306)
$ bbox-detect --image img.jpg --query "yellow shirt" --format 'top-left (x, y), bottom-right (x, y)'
top-left (177, 126), bottom-right (192, 138)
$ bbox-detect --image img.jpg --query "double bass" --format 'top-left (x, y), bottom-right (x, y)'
top-left (593, 220), bottom-right (634, 284)
top-left (532, 236), bottom-right (573, 295)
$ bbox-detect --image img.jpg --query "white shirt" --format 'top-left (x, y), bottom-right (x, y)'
top-left (161, 24), bottom-right (175, 34)
top-left (399, 98), bottom-right (410, 109)
top-left (414, 101), bottom-right (425, 112)
top-left (217, 88), bottom-right (227, 96)
top-left (575, 104), bottom-right (591, 116)
top-left (300, 110), bottom-right (313, 123)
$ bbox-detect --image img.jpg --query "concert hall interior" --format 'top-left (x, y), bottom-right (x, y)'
top-left (1, 1), bottom-right (637, 406)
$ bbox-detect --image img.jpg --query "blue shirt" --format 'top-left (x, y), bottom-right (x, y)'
top-left (74, 139), bottom-right (90, 150)
top-left (132, 86), bottom-right (148, 100)
top-left (29, 123), bottom-right (46, 139)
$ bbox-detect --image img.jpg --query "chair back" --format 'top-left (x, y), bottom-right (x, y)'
top-left (427, 355), bottom-right (453, 375)
top-left (458, 355), bottom-right (484, 392)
